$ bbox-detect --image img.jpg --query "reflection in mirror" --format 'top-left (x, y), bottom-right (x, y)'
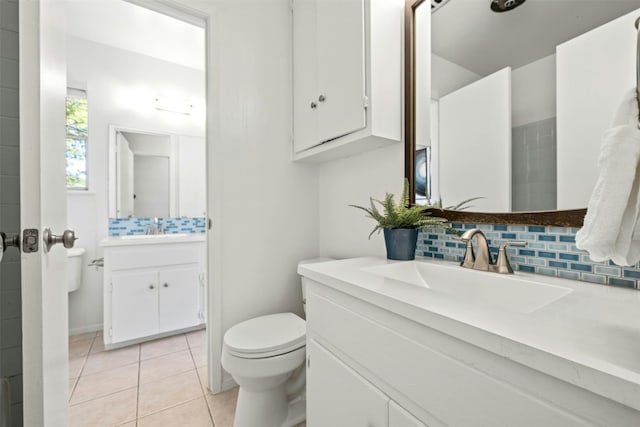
top-left (109, 126), bottom-right (206, 219)
top-left (415, 0), bottom-right (640, 213)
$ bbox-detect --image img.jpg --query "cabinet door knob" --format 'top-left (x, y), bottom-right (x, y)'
top-left (310, 101), bottom-right (317, 109)
top-left (149, 284), bottom-right (155, 290)
top-left (163, 283), bottom-right (169, 288)
top-left (318, 94), bottom-right (326, 102)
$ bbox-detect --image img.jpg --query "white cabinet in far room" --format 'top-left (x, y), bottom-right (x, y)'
top-left (307, 338), bottom-right (389, 427)
top-left (292, 0), bottom-right (404, 162)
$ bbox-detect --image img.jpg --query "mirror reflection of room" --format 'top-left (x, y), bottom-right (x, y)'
top-left (420, 1), bottom-right (640, 213)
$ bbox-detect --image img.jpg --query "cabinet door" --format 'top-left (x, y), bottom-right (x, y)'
top-left (389, 401), bottom-right (429, 427)
top-left (111, 271), bottom-right (159, 342)
top-left (158, 266), bottom-right (201, 333)
top-left (316, 0), bottom-right (366, 143)
top-left (307, 339), bottom-right (388, 427)
top-left (293, 0), bottom-right (319, 153)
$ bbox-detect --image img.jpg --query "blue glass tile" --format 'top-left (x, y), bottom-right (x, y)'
top-left (463, 224), bottom-right (477, 229)
top-left (536, 267), bottom-right (557, 276)
top-left (428, 247), bottom-right (439, 252)
top-left (609, 277), bottom-right (636, 288)
top-left (518, 265), bottom-right (535, 273)
top-left (501, 233), bottom-right (517, 239)
top-left (581, 273), bottom-right (606, 285)
top-left (538, 235), bottom-right (556, 242)
top-left (423, 252), bottom-right (433, 258)
top-left (519, 249), bottom-right (535, 256)
top-left (549, 261), bottom-right (567, 269)
top-left (423, 240), bottom-right (433, 245)
top-left (478, 224), bottom-right (493, 231)
top-left (548, 243), bottom-right (568, 251)
top-left (527, 243), bottom-right (546, 250)
top-left (559, 235), bottom-right (575, 243)
top-left (528, 258), bottom-right (546, 267)
top-left (451, 224), bottom-right (463, 229)
top-left (558, 270), bottom-right (580, 280)
top-left (445, 242), bottom-right (457, 248)
top-left (494, 225), bottom-right (508, 231)
top-left (528, 226), bottom-right (545, 233)
top-left (510, 256), bottom-right (526, 263)
top-left (594, 266), bottom-right (621, 276)
top-left (428, 234), bottom-right (439, 240)
top-left (559, 253), bottom-right (580, 261)
top-left (444, 255), bottom-right (459, 262)
top-left (485, 232), bottom-right (500, 240)
top-left (517, 233), bottom-right (536, 240)
top-left (549, 227), bottom-right (567, 234)
top-left (623, 270), bottom-right (640, 279)
top-left (457, 243), bottom-right (466, 249)
top-left (434, 253), bottom-right (444, 259)
top-left (538, 251), bottom-right (556, 259)
top-left (509, 225), bottom-right (526, 232)
top-left (570, 263), bottom-right (592, 272)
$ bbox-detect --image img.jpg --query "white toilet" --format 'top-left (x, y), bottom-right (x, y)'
top-left (221, 258), bottom-right (332, 427)
top-left (67, 247), bottom-right (85, 293)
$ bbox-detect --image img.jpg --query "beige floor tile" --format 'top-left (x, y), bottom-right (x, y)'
top-left (70, 387), bottom-right (137, 427)
top-left (190, 345), bottom-right (207, 368)
top-left (69, 357), bottom-right (86, 379)
top-left (117, 423), bottom-right (136, 427)
top-left (206, 386), bottom-right (238, 427)
top-left (186, 329), bottom-right (206, 348)
top-left (69, 339), bottom-right (94, 359)
top-left (71, 363), bottom-right (139, 405)
top-left (140, 334), bottom-right (188, 360)
top-left (138, 369), bottom-right (203, 417)
top-left (89, 334), bottom-right (105, 354)
top-left (139, 349), bottom-right (195, 384)
top-left (196, 366), bottom-right (210, 394)
top-left (82, 345), bottom-right (140, 375)
top-left (137, 397), bottom-right (213, 427)
top-left (69, 331), bottom-right (97, 344)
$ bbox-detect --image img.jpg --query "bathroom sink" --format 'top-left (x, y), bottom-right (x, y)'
top-left (362, 261), bottom-right (572, 314)
top-left (120, 233), bottom-right (190, 239)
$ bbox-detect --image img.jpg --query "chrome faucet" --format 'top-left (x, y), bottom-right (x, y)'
top-left (146, 218), bottom-right (164, 235)
top-left (459, 228), bottom-right (526, 274)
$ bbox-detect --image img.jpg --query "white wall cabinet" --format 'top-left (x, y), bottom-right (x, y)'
top-left (102, 238), bottom-right (206, 348)
top-left (292, 0), bottom-right (403, 162)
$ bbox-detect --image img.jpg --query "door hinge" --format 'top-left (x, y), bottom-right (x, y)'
top-left (207, 218), bottom-right (212, 230)
top-left (108, 328), bottom-right (113, 337)
top-left (109, 282), bottom-right (113, 292)
top-left (199, 272), bottom-right (205, 284)
top-left (363, 95), bottom-right (369, 109)
top-left (307, 355), bottom-right (311, 368)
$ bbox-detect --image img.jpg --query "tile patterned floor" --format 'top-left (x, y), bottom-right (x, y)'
top-left (68, 330), bottom-right (238, 427)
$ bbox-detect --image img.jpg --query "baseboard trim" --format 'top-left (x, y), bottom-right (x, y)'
top-left (69, 324), bottom-right (103, 336)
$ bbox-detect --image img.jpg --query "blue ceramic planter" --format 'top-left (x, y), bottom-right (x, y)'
top-left (383, 228), bottom-right (418, 260)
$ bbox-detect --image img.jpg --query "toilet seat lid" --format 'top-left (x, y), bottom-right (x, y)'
top-left (224, 313), bottom-right (306, 356)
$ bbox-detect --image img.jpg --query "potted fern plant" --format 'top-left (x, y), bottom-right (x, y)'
top-left (350, 179), bottom-right (448, 261)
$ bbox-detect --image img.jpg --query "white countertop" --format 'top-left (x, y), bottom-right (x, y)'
top-left (100, 233), bottom-right (206, 247)
top-left (298, 257), bottom-right (640, 411)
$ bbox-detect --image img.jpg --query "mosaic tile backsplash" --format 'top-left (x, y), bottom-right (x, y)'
top-left (109, 217), bottom-right (206, 236)
top-left (417, 223), bottom-right (640, 289)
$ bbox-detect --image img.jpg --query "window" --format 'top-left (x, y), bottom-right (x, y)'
top-left (66, 88), bottom-right (88, 190)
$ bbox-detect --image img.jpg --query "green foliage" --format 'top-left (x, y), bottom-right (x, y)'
top-left (350, 179), bottom-right (448, 239)
top-left (66, 95), bottom-right (88, 189)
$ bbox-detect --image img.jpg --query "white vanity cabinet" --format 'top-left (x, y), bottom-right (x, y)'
top-left (305, 277), bottom-right (640, 427)
top-left (292, 0), bottom-right (403, 161)
top-left (102, 236), bottom-right (206, 348)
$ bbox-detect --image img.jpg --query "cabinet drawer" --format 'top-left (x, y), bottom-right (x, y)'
top-left (307, 291), bottom-right (587, 427)
top-left (109, 243), bottom-right (202, 270)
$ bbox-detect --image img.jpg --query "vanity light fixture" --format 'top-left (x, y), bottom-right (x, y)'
top-left (154, 96), bottom-right (194, 115)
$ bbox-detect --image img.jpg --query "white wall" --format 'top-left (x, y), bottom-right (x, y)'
top-left (318, 144), bottom-right (404, 258)
top-left (512, 54), bottom-right (556, 128)
top-left (172, 0), bottom-right (320, 390)
top-left (66, 36), bottom-right (205, 334)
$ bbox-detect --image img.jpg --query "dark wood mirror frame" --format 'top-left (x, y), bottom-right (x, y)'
top-left (404, 0), bottom-right (586, 227)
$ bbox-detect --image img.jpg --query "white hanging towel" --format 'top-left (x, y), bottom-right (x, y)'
top-left (576, 89), bottom-right (640, 266)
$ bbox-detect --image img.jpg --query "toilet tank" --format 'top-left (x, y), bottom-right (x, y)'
top-left (67, 248), bottom-right (86, 293)
top-left (298, 258), bottom-right (334, 313)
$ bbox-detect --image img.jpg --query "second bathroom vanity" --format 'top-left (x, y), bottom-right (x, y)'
top-left (100, 233), bottom-right (206, 349)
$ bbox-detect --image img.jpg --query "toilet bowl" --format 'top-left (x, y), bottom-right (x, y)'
top-left (67, 247), bottom-right (85, 293)
top-left (222, 258), bottom-right (333, 427)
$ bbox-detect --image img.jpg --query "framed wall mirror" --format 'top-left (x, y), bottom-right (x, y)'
top-left (405, 0), bottom-right (640, 226)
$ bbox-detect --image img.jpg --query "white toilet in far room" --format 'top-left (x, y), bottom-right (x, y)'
top-left (67, 247), bottom-right (86, 293)
top-left (221, 258), bottom-right (332, 427)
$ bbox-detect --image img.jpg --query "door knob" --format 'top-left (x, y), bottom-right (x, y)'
top-left (318, 94), bottom-right (326, 102)
top-left (42, 228), bottom-right (77, 252)
top-left (0, 232), bottom-right (20, 263)
top-left (310, 101), bottom-right (317, 109)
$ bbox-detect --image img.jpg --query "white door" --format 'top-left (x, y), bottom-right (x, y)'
top-left (19, 0), bottom-right (70, 425)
